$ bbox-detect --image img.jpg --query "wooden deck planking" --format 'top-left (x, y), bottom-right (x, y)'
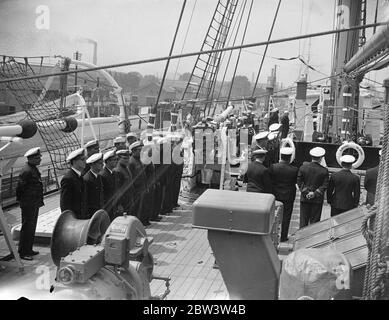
top-left (2, 185), bottom-right (340, 300)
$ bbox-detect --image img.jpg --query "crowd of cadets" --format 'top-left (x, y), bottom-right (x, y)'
top-left (59, 132), bottom-right (184, 227)
top-left (244, 130), bottom-right (366, 243)
top-left (15, 104), bottom-right (381, 260)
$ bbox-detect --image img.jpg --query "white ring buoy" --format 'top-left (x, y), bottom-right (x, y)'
top-left (280, 137), bottom-right (296, 163)
top-left (336, 142), bottom-right (365, 169)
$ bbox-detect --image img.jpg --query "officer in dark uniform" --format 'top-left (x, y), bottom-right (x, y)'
top-left (160, 137), bottom-right (174, 214)
top-left (251, 131), bottom-right (269, 152)
top-left (243, 148), bottom-right (272, 193)
top-left (364, 150), bottom-right (381, 206)
top-left (297, 147), bottom-right (329, 228)
top-left (82, 139), bottom-right (99, 176)
top-left (113, 136), bottom-right (127, 151)
top-left (60, 148), bottom-right (86, 219)
top-left (129, 141), bottom-right (149, 226)
top-left (267, 123), bottom-right (282, 166)
top-left (152, 137), bottom-right (165, 217)
top-left (327, 155), bottom-right (360, 216)
top-left (142, 141), bottom-right (162, 222)
top-left (268, 108), bottom-right (279, 129)
top-left (126, 132), bottom-right (138, 149)
top-left (269, 147), bottom-right (298, 242)
top-left (114, 149), bottom-right (135, 216)
top-left (99, 150), bottom-right (118, 221)
top-left (280, 110), bottom-right (290, 139)
top-left (84, 153), bottom-right (104, 219)
top-left (15, 147), bottom-right (44, 260)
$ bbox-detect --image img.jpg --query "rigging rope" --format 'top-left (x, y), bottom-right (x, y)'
top-left (363, 102), bottom-right (389, 300)
top-left (213, 0), bottom-right (247, 108)
top-left (225, 0), bottom-right (254, 105)
top-left (1, 22), bottom-right (385, 85)
top-left (251, 0), bottom-right (282, 97)
top-left (173, 0), bottom-right (197, 81)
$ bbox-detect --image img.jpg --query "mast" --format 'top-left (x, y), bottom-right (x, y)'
top-left (330, 0), bottom-right (362, 141)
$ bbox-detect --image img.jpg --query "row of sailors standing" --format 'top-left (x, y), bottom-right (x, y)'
top-left (244, 142), bottom-right (365, 242)
top-left (59, 132), bottom-right (184, 227)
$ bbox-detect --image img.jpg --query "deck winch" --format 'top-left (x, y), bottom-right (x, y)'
top-left (51, 210), bottom-right (170, 300)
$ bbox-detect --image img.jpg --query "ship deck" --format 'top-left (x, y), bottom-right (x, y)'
top-left (0, 185), bottom-right (349, 300)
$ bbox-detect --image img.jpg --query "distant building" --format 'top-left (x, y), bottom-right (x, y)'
top-left (134, 82), bottom-right (176, 107)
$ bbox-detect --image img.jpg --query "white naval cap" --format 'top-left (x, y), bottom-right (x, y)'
top-left (379, 150), bottom-right (382, 156)
top-left (280, 147), bottom-right (294, 156)
top-left (126, 132), bottom-right (137, 139)
top-left (66, 148), bottom-right (85, 162)
top-left (309, 147), bottom-right (326, 158)
top-left (116, 149), bottom-right (130, 157)
top-left (129, 141), bottom-right (143, 151)
top-left (24, 147), bottom-right (41, 158)
top-left (340, 154), bottom-right (355, 164)
top-left (113, 136), bottom-right (126, 144)
top-left (269, 123), bottom-right (282, 132)
top-left (284, 110), bottom-right (289, 114)
top-left (84, 139), bottom-right (98, 149)
top-left (254, 131), bottom-right (269, 141)
top-left (86, 152), bottom-right (103, 164)
top-left (103, 150), bottom-right (116, 161)
top-left (252, 148), bottom-right (268, 155)
top-left (271, 108), bottom-right (278, 113)
top-left (268, 132), bottom-right (278, 141)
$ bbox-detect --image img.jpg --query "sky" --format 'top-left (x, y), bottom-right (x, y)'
top-left (0, 0), bottom-right (387, 89)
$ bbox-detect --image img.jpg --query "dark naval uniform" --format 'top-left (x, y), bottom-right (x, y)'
top-left (172, 147), bottom-right (184, 208)
top-left (269, 162), bottom-right (298, 241)
top-left (16, 163), bottom-right (44, 256)
top-left (60, 168), bottom-right (86, 219)
top-left (364, 165), bottom-right (379, 206)
top-left (114, 163), bottom-right (135, 215)
top-left (244, 161), bottom-right (272, 193)
top-left (144, 162), bottom-right (158, 220)
top-left (160, 142), bottom-right (174, 214)
top-left (327, 169), bottom-right (360, 216)
top-left (83, 170), bottom-right (104, 219)
top-left (297, 161), bottom-right (329, 227)
top-left (129, 156), bottom-right (148, 224)
top-left (99, 167), bottom-right (117, 221)
top-left (280, 114), bottom-right (290, 139)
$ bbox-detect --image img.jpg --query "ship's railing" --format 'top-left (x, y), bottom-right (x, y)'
top-left (0, 164), bottom-right (62, 208)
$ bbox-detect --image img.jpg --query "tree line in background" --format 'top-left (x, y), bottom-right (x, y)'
top-left (108, 70), bottom-right (261, 98)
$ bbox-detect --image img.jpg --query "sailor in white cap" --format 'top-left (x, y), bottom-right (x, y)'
top-left (128, 141), bottom-right (150, 226)
top-left (114, 149), bottom-right (135, 216)
top-left (296, 146), bottom-right (329, 228)
top-left (364, 149), bottom-right (382, 206)
top-left (84, 139), bottom-right (99, 156)
top-left (243, 148), bottom-right (272, 194)
top-left (60, 148), bottom-right (86, 219)
top-left (269, 123), bottom-right (282, 132)
top-left (83, 139), bottom-right (100, 176)
top-left (83, 153), bottom-right (104, 219)
top-left (252, 131), bottom-right (269, 151)
top-left (113, 136), bottom-right (126, 151)
top-left (99, 150), bottom-right (118, 221)
top-left (268, 107), bottom-right (279, 130)
top-left (15, 147), bottom-right (43, 260)
top-left (126, 132), bottom-right (138, 149)
top-left (327, 154), bottom-right (360, 217)
top-left (269, 147), bottom-right (298, 242)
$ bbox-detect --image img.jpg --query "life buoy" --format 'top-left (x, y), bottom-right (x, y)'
top-left (335, 142), bottom-right (365, 169)
top-left (280, 137), bottom-right (296, 163)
